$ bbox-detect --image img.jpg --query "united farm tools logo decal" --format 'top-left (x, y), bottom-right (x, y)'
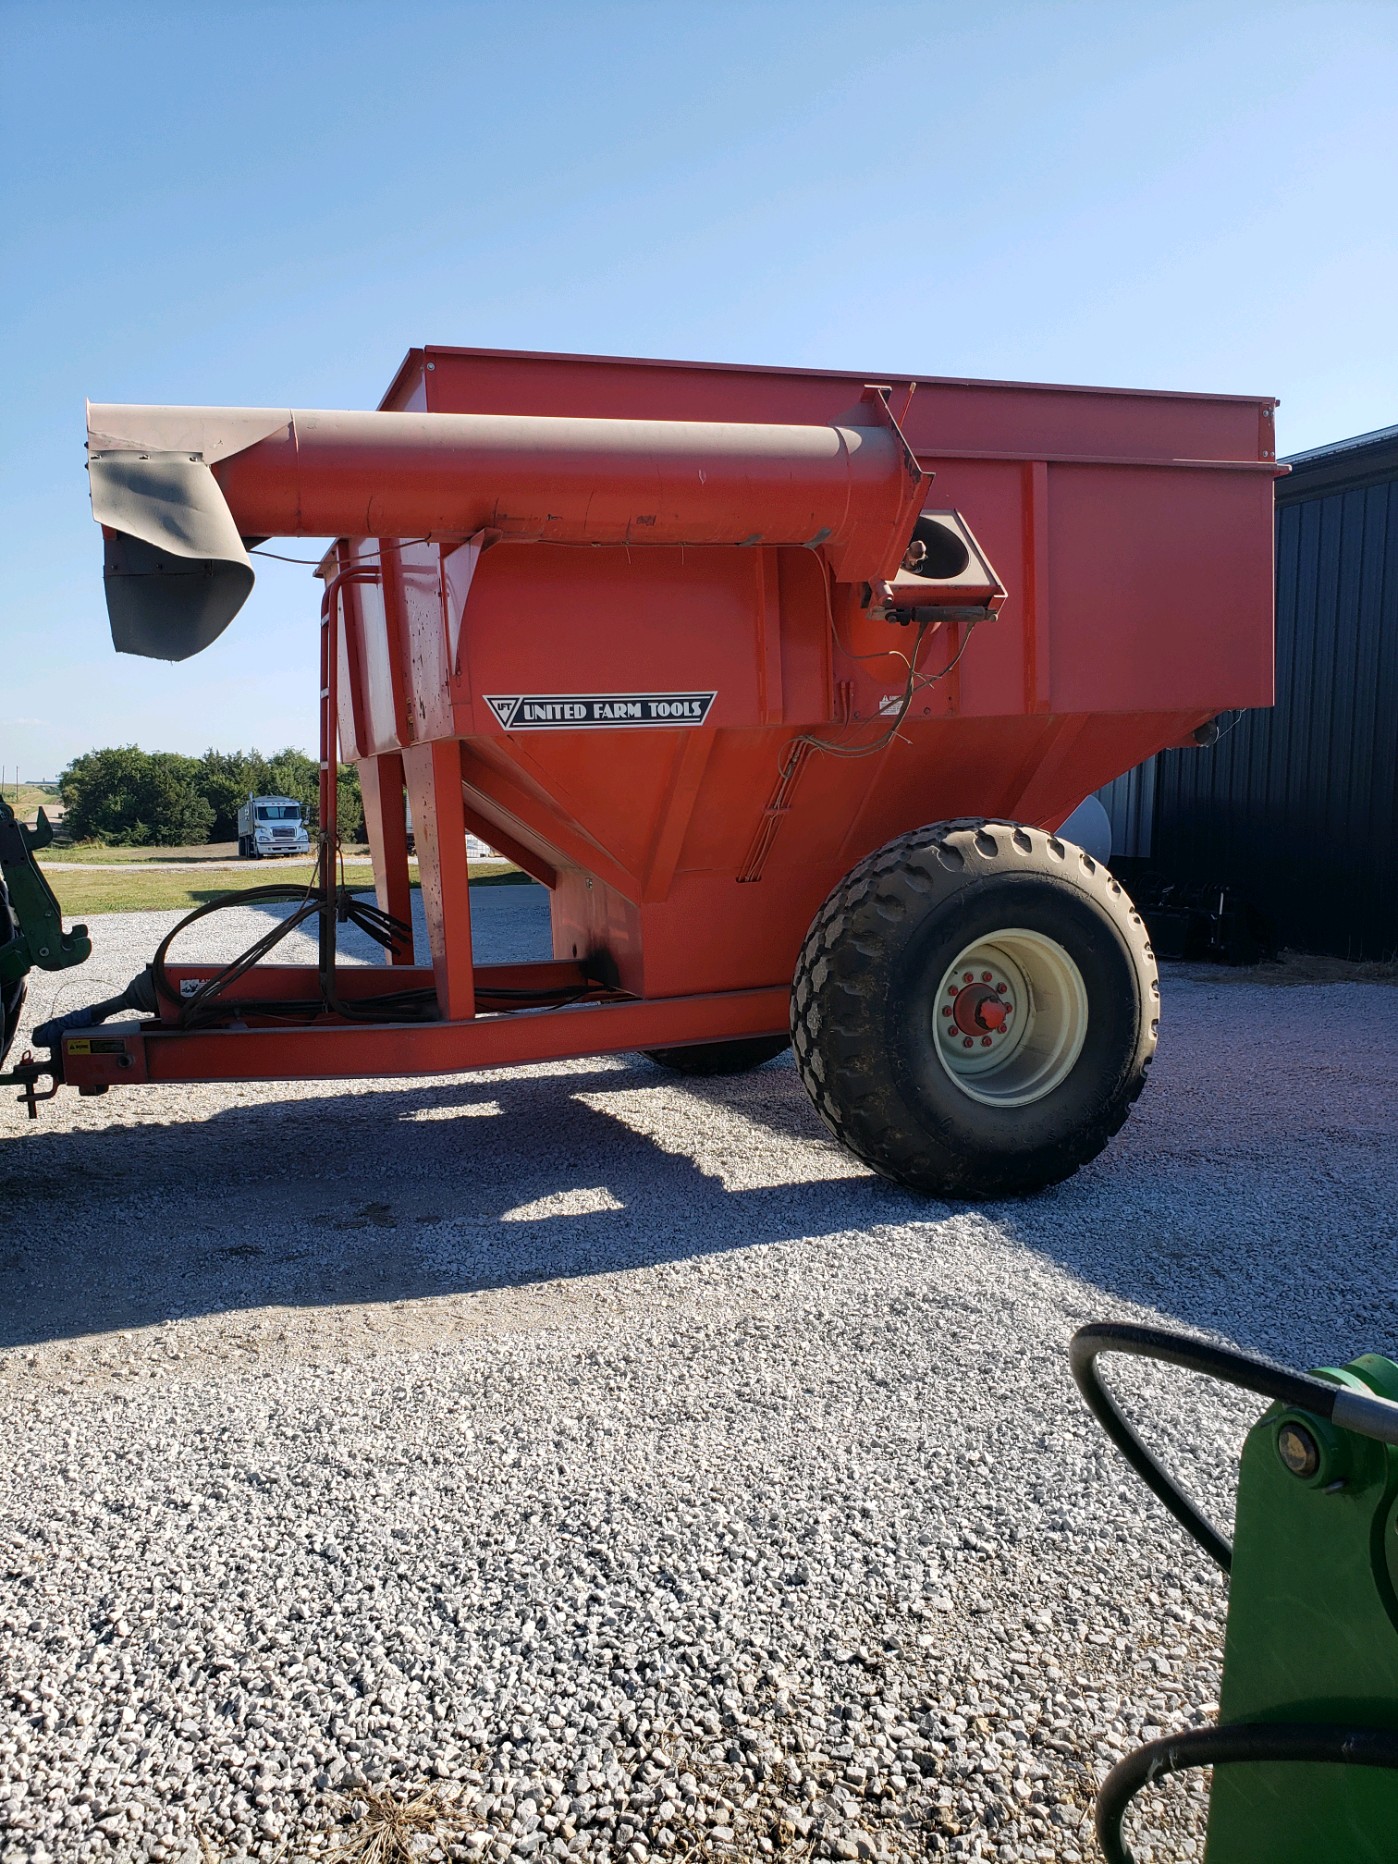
top-left (486, 692), bottom-right (716, 729)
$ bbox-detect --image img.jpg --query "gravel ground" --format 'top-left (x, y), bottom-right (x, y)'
top-left (2, 892), bottom-right (1395, 1863)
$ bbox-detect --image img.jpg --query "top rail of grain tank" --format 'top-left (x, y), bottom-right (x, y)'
top-left (382, 344), bottom-right (1279, 469)
top-left (86, 403), bottom-right (923, 562)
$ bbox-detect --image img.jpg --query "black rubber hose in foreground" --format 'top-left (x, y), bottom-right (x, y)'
top-left (1096, 1721), bottom-right (1398, 1864)
top-left (1068, 1323), bottom-right (1345, 1572)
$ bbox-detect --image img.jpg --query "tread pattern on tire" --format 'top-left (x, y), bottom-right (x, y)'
top-left (790, 818), bottom-right (1159, 1197)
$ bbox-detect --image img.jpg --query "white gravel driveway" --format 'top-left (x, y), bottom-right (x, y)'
top-left (2, 891), bottom-right (1395, 1863)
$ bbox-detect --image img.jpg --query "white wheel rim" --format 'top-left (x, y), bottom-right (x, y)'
top-left (933, 929), bottom-right (1089, 1108)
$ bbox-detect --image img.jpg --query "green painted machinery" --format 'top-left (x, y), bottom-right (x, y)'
top-left (0, 793), bottom-right (90, 1083)
top-left (1072, 1323), bottom-right (1398, 1862)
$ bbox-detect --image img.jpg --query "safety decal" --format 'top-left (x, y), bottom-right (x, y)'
top-left (485, 692), bottom-right (716, 729)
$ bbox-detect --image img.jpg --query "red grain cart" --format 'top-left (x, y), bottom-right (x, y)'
top-left (48, 348), bottom-right (1277, 1194)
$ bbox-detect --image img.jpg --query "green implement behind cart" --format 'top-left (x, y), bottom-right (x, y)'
top-left (1073, 1322), bottom-right (1398, 1863)
top-left (0, 792), bottom-right (91, 1076)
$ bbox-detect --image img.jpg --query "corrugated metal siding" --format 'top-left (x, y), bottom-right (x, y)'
top-left (1097, 758), bottom-right (1156, 858)
top-left (1148, 470), bottom-right (1398, 956)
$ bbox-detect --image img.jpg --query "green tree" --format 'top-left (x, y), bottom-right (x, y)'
top-left (196, 749), bottom-right (266, 841)
top-left (334, 760), bottom-right (365, 842)
top-left (60, 744), bottom-right (367, 848)
top-left (261, 748), bottom-right (319, 821)
top-left (59, 747), bottom-right (215, 846)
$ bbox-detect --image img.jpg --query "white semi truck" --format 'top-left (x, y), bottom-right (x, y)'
top-left (236, 795), bottom-right (311, 859)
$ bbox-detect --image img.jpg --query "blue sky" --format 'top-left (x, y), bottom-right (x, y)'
top-left (3, 0), bottom-right (1395, 780)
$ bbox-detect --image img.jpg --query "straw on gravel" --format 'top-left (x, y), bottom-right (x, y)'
top-left (1, 894), bottom-right (1395, 1863)
top-left (315, 1783), bottom-right (459, 1863)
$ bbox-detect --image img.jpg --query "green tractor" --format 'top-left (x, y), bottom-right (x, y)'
top-left (0, 793), bottom-right (91, 1087)
top-left (1073, 1323), bottom-right (1398, 1862)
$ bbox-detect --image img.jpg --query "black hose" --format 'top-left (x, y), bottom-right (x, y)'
top-left (1068, 1323), bottom-right (1345, 1572)
top-left (1096, 1721), bottom-right (1398, 1864)
top-left (150, 868), bottom-right (609, 1029)
top-left (150, 871), bottom-right (419, 1029)
top-left (48, 858), bottom-right (609, 1046)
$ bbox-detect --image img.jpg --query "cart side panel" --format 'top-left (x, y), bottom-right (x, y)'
top-left (1043, 463), bottom-right (1276, 714)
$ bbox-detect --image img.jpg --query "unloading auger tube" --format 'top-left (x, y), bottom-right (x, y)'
top-left (86, 394), bottom-right (926, 660)
top-left (1070, 1322), bottom-right (1398, 1864)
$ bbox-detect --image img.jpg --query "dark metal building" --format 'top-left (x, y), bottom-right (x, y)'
top-left (1098, 422), bottom-right (1398, 958)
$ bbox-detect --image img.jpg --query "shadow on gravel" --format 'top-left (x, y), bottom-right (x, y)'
top-left (0, 1059), bottom-right (878, 1349)
top-left (2, 980), bottom-right (1396, 1373)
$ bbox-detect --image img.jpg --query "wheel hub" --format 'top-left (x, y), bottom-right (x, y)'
top-left (947, 971), bottom-right (1015, 1047)
top-left (934, 930), bottom-right (1089, 1108)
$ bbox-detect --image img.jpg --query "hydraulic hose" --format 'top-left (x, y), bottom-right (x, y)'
top-left (148, 872), bottom-right (430, 1028)
top-left (37, 869), bottom-right (610, 1053)
top-left (1067, 1322), bottom-right (1398, 1571)
top-left (1096, 1721), bottom-right (1398, 1864)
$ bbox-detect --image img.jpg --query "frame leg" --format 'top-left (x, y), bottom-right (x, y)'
top-left (402, 740), bottom-right (474, 1020)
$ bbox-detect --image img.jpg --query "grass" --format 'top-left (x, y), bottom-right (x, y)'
top-left (42, 859), bottom-right (523, 916)
top-left (314, 1784), bottom-right (461, 1862)
top-left (42, 839), bottom-right (381, 865)
top-left (193, 1783), bottom-right (463, 1863)
top-left (3, 782), bottom-right (59, 815)
top-left (45, 862), bottom-right (328, 916)
top-left (36, 840), bottom-right (246, 865)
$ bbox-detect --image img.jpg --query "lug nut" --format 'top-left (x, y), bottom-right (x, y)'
top-left (962, 1037), bottom-right (974, 1049)
top-left (982, 971), bottom-right (993, 982)
top-left (981, 1036), bottom-right (992, 1047)
top-left (941, 1006), bottom-right (952, 1017)
top-left (996, 982), bottom-right (1007, 994)
top-left (963, 972), bottom-right (974, 983)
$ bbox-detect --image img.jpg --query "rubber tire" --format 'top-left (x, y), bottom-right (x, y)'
top-left (643, 1035), bottom-right (791, 1077)
top-left (790, 818), bottom-right (1158, 1198)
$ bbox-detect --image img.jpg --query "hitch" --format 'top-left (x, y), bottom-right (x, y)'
top-left (0, 1049), bottom-right (62, 1119)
